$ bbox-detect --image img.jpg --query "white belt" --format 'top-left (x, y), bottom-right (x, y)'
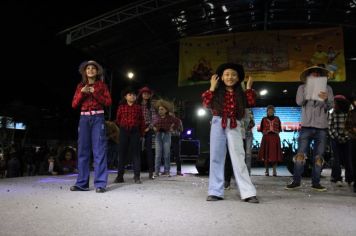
top-left (80, 110), bottom-right (104, 115)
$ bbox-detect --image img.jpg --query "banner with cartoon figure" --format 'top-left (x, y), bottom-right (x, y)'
top-left (178, 27), bottom-right (345, 86)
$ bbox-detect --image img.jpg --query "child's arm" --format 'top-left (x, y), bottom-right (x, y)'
top-left (245, 76), bottom-right (256, 107)
top-left (72, 83), bottom-right (88, 109)
top-left (202, 74), bottom-right (219, 108)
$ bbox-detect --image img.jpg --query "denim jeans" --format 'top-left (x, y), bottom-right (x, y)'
top-left (293, 127), bottom-right (327, 185)
top-left (245, 131), bottom-right (253, 175)
top-left (209, 116), bottom-right (256, 200)
top-left (76, 114), bottom-right (108, 189)
top-left (155, 132), bottom-right (171, 174)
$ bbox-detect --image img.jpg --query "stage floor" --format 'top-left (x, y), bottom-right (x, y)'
top-left (1, 165), bottom-right (355, 236)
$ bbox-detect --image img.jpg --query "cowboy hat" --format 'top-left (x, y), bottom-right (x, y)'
top-left (216, 63), bottom-right (245, 83)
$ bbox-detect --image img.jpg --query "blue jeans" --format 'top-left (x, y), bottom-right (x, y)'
top-left (293, 127), bottom-right (327, 185)
top-left (75, 114), bottom-right (108, 189)
top-left (155, 132), bottom-right (171, 174)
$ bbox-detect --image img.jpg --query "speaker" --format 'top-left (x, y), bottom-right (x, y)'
top-left (195, 152), bottom-right (209, 175)
top-left (179, 139), bottom-right (200, 159)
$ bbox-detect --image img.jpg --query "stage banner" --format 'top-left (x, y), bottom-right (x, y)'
top-left (178, 27), bottom-right (345, 86)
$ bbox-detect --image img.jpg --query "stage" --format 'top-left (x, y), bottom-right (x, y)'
top-left (0, 165), bottom-right (355, 236)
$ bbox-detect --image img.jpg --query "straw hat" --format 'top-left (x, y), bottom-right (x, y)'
top-left (299, 65), bottom-right (330, 82)
top-left (154, 99), bottom-right (174, 113)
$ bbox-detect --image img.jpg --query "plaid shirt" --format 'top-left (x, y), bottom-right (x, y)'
top-left (141, 103), bottom-right (158, 129)
top-left (202, 89), bottom-right (256, 129)
top-left (328, 109), bottom-right (350, 143)
top-left (72, 80), bottom-right (112, 111)
top-left (116, 103), bottom-right (145, 135)
top-left (153, 115), bottom-right (181, 133)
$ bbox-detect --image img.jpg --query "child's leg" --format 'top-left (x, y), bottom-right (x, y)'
top-left (208, 116), bottom-right (227, 198)
top-left (227, 121), bottom-right (256, 200)
top-left (130, 129), bottom-right (141, 179)
top-left (163, 133), bottom-right (172, 174)
top-left (154, 133), bottom-right (163, 175)
top-left (75, 116), bottom-right (91, 189)
top-left (91, 115), bottom-right (108, 189)
top-left (264, 161), bottom-right (269, 176)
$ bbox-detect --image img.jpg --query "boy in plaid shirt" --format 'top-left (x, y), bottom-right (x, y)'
top-left (115, 87), bottom-right (145, 184)
top-left (328, 95), bottom-right (352, 186)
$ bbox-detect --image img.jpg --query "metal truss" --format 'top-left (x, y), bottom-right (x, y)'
top-left (58, 0), bottom-right (188, 45)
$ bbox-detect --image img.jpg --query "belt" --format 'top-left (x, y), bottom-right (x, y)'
top-left (80, 110), bottom-right (104, 115)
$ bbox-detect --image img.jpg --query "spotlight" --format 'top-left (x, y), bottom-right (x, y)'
top-left (186, 129), bottom-right (192, 135)
top-left (197, 108), bottom-right (207, 117)
top-left (127, 72), bottom-right (134, 79)
top-left (259, 89), bottom-right (268, 96)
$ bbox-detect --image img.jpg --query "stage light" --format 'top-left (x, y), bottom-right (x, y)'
top-left (283, 89), bottom-right (288, 94)
top-left (186, 129), bottom-right (192, 135)
top-left (259, 89), bottom-right (268, 96)
top-left (197, 108), bottom-right (207, 117)
top-left (127, 71), bottom-right (134, 79)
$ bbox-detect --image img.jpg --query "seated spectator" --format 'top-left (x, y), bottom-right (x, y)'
top-left (60, 148), bottom-right (78, 174)
top-left (39, 149), bottom-right (61, 175)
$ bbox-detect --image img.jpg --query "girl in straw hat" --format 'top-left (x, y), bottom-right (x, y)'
top-left (153, 99), bottom-right (181, 177)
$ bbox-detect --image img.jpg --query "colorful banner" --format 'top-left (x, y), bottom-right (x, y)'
top-left (178, 27), bottom-right (345, 86)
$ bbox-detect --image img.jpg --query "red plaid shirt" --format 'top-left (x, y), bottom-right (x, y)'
top-left (153, 115), bottom-right (181, 133)
top-left (72, 80), bottom-right (112, 111)
top-left (116, 103), bottom-right (145, 135)
top-left (202, 89), bottom-right (256, 129)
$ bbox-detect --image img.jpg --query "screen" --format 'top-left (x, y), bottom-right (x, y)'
top-left (251, 107), bottom-right (301, 149)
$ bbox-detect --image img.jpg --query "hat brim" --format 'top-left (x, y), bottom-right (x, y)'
top-left (154, 99), bottom-right (174, 113)
top-left (216, 63), bottom-right (245, 83)
top-left (79, 60), bottom-right (104, 76)
top-left (300, 66), bottom-right (330, 82)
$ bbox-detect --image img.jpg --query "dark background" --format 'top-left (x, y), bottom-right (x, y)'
top-left (1, 0), bottom-right (356, 144)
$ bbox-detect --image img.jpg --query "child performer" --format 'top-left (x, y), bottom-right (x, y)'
top-left (71, 60), bottom-right (112, 193)
top-left (153, 99), bottom-right (181, 177)
top-left (202, 63), bottom-right (259, 203)
top-left (115, 87), bottom-right (145, 184)
top-left (137, 86), bottom-right (158, 179)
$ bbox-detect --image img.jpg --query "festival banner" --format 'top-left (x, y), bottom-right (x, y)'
top-left (178, 27), bottom-right (345, 86)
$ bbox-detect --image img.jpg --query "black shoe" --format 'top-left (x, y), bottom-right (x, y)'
top-left (114, 176), bottom-right (124, 183)
top-left (70, 186), bottom-right (89, 191)
top-left (312, 184), bottom-right (327, 192)
top-left (149, 173), bottom-right (154, 179)
top-left (285, 181), bottom-right (301, 190)
top-left (224, 181), bottom-right (231, 190)
top-left (206, 195), bottom-right (224, 201)
top-left (96, 187), bottom-right (106, 193)
top-left (134, 178), bottom-right (142, 184)
top-left (244, 196), bottom-right (259, 204)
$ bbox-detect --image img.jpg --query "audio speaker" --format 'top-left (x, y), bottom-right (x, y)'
top-left (179, 139), bottom-right (200, 159)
